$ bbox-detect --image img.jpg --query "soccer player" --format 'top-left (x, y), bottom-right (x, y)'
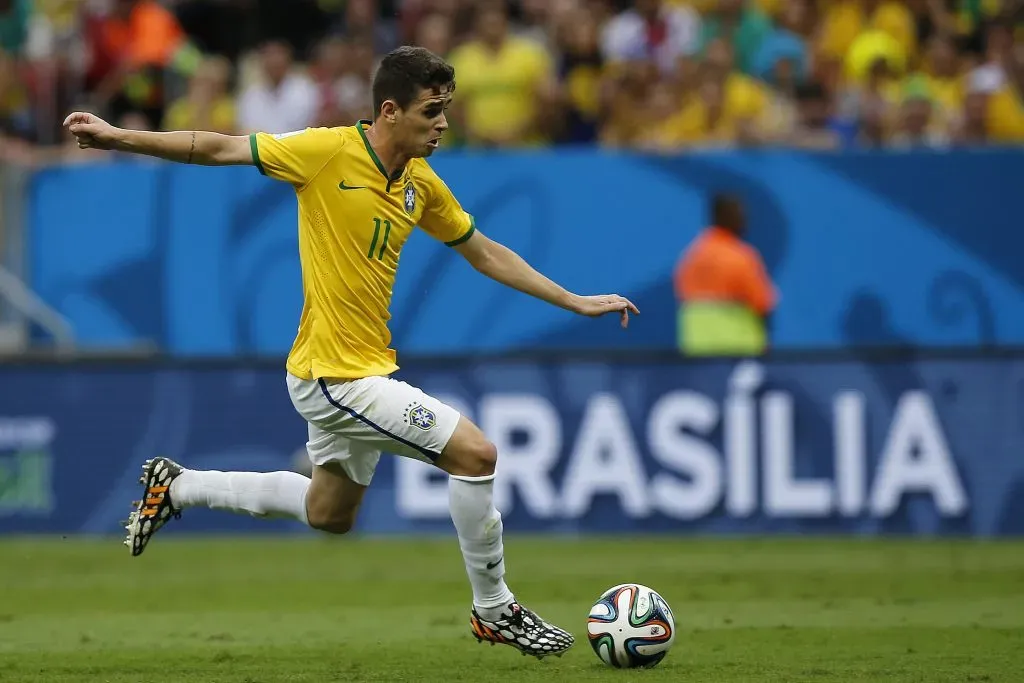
top-left (64, 46), bottom-right (638, 659)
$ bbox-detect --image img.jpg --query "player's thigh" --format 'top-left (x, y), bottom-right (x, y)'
top-left (294, 373), bottom-right (461, 466)
top-left (303, 424), bottom-right (375, 534)
top-left (302, 417), bottom-right (382, 487)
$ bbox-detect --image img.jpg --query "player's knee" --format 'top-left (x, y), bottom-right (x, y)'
top-left (324, 516), bottom-right (355, 535)
top-left (451, 439), bottom-right (497, 478)
top-left (308, 511), bottom-right (355, 535)
top-left (306, 504), bottom-right (356, 535)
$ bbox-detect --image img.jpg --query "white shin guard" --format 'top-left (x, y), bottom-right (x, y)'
top-left (449, 473), bottom-right (515, 612)
top-left (170, 469), bottom-right (310, 525)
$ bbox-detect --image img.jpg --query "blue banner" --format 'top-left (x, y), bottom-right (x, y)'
top-left (27, 148), bottom-right (1024, 354)
top-left (1, 355), bottom-right (1020, 536)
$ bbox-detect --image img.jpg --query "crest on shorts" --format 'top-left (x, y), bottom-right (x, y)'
top-left (405, 403), bottom-right (435, 431)
top-left (403, 180), bottom-right (417, 215)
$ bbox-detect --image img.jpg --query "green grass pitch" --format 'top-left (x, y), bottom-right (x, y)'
top-left (0, 536), bottom-right (1022, 682)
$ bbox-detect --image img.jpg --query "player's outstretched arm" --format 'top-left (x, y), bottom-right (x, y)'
top-left (453, 230), bottom-right (640, 329)
top-left (63, 112), bottom-right (252, 166)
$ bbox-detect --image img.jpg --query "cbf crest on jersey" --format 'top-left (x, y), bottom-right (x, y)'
top-left (404, 403), bottom-right (436, 431)
top-left (403, 180), bottom-right (417, 215)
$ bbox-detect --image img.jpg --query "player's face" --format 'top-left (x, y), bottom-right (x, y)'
top-left (397, 85), bottom-right (453, 159)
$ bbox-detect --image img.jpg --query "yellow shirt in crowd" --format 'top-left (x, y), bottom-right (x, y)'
top-left (448, 36), bottom-right (552, 144)
top-left (163, 97), bottom-right (237, 134)
top-left (654, 73), bottom-right (769, 146)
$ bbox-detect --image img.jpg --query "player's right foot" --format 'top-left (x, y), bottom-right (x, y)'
top-left (470, 601), bottom-right (574, 659)
top-left (123, 457), bottom-right (183, 557)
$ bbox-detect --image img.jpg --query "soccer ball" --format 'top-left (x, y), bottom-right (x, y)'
top-left (587, 583), bottom-right (675, 669)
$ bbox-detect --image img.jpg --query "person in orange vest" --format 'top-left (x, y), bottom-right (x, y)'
top-left (674, 194), bottom-right (777, 356)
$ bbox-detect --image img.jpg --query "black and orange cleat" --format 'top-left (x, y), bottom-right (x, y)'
top-left (123, 457), bottom-right (183, 557)
top-left (470, 602), bottom-right (574, 659)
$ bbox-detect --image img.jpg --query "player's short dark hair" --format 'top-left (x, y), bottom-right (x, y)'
top-left (371, 46), bottom-right (455, 117)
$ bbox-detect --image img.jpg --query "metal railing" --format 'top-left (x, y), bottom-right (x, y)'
top-left (0, 163), bottom-right (75, 352)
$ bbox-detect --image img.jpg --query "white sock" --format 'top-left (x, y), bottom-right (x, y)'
top-left (170, 469), bottom-right (310, 525)
top-left (449, 473), bottom-right (515, 618)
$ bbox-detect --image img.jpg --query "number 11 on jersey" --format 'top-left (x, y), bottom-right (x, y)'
top-left (368, 217), bottom-right (391, 260)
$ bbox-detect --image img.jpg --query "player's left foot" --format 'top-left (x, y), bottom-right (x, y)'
top-left (470, 601), bottom-right (574, 659)
top-left (123, 457), bottom-right (183, 557)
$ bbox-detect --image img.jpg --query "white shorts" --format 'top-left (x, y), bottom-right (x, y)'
top-left (286, 373), bottom-right (461, 487)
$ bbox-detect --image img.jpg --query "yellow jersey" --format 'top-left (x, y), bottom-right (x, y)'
top-left (249, 121), bottom-right (475, 381)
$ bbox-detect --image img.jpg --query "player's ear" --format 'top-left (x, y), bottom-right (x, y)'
top-left (380, 100), bottom-right (399, 125)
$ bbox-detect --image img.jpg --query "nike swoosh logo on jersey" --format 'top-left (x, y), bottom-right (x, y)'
top-left (339, 180), bottom-right (366, 190)
top-left (486, 556), bottom-right (503, 570)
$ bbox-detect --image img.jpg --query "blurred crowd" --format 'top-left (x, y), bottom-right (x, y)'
top-left (0, 0), bottom-right (1023, 163)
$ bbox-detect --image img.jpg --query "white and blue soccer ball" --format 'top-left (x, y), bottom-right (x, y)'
top-left (587, 583), bottom-right (676, 669)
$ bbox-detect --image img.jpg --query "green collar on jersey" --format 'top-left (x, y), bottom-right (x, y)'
top-left (357, 119), bottom-right (405, 191)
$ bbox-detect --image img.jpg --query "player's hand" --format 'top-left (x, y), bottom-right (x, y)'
top-left (63, 112), bottom-right (119, 150)
top-left (570, 294), bottom-right (640, 329)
